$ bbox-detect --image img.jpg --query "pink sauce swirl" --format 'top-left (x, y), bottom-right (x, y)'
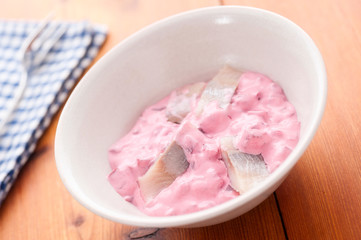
top-left (108, 72), bottom-right (300, 216)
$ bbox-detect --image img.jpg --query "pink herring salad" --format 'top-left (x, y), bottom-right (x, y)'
top-left (108, 66), bottom-right (300, 216)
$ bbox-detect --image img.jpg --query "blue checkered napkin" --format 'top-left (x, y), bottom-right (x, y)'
top-left (0, 20), bottom-right (107, 205)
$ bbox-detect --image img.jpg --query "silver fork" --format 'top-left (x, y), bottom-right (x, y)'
top-left (0, 13), bottom-right (67, 135)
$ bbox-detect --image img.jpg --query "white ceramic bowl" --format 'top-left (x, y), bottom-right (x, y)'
top-left (55, 6), bottom-right (327, 227)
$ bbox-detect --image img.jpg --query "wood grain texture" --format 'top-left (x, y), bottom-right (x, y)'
top-left (223, 0), bottom-right (361, 239)
top-left (0, 0), bottom-right (287, 239)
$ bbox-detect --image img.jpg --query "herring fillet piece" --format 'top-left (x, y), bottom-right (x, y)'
top-left (186, 81), bottom-right (207, 97)
top-left (195, 65), bottom-right (243, 115)
top-left (166, 82), bottom-right (206, 123)
top-left (220, 137), bottom-right (269, 193)
top-left (138, 141), bottom-right (189, 201)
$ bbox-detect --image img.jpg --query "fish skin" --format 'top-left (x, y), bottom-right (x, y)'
top-left (195, 65), bottom-right (243, 115)
top-left (138, 141), bottom-right (189, 201)
top-left (166, 82), bottom-right (206, 124)
top-left (220, 137), bottom-right (269, 193)
top-left (166, 95), bottom-right (192, 124)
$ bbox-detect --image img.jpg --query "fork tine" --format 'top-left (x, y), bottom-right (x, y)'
top-left (19, 11), bottom-right (55, 55)
top-left (33, 24), bottom-right (67, 67)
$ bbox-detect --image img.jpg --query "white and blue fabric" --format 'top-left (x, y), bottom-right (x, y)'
top-left (0, 20), bottom-right (107, 205)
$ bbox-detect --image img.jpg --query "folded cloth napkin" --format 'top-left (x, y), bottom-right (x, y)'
top-left (0, 20), bottom-right (107, 205)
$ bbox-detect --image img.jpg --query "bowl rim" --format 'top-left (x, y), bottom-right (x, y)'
top-left (55, 5), bottom-right (327, 227)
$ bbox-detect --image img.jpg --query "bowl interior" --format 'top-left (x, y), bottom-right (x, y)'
top-left (55, 6), bottom-right (326, 227)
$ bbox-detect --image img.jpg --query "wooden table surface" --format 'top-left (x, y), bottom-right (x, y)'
top-left (1, 0), bottom-right (361, 239)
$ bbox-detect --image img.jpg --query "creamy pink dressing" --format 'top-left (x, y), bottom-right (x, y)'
top-left (108, 72), bottom-right (300, 216)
